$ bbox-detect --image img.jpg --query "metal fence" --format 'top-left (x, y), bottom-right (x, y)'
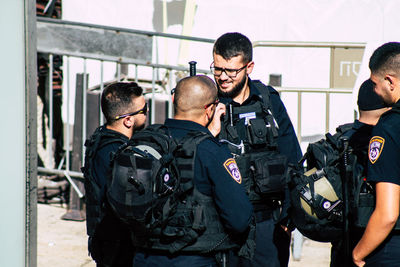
top-left (36, 17), bottom-right (365, 208)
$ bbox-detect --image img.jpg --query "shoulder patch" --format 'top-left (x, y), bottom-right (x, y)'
top-left (369, 136), bottom-right (385, 164)
top-left (223, 158), bottom-right (242, 184)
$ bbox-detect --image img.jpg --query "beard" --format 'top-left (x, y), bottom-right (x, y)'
top-left (217, 75), bottom-right (247, 99)
top-left (134, 120), bottom-right (146, 132)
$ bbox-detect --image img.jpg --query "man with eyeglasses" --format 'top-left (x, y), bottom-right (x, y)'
top-left (82, 82), bottom-right (147, 267)
top-left (210, 32), bottom-right (302, 267)
top-left (133, 75), bottom-right (253, 267)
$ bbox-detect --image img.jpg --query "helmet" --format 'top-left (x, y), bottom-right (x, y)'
top-left (300, 168), bottom-right (342, 220)
top-left (289, 166), bottom-right (344, 242)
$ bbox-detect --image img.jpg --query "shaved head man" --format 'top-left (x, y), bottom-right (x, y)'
top-left (133, 75), bottom-right (253, 267)
top-left (173, 75), bottom-right (219, 126)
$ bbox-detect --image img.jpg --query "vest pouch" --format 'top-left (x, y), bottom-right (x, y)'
top-left (251, 152), bottom-right (288, 196)
top-left (354, 192), bottom-right (374, 228)
top-left (247, 118), bottom-right (267, 146)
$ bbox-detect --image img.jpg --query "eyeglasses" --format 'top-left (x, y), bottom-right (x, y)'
top-left (115, 103), bottom-right (148, 120)
top-left (210, 62), bottom-right (247, 78)
top-left (204, 98), bottom-right (219, 109)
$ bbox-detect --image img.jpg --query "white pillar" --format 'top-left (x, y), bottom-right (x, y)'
top-left (0, 0), bottom-right (37, 266)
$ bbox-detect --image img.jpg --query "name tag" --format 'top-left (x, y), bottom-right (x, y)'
top-left (239, 112), bottom-right (256, 125)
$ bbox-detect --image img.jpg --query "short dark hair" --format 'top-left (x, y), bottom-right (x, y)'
top-left (369, 42), bottom-right (400, 75)
top-left (101, 82), bottom-right (143, 124)
top-left (213, 32), bottom-right (252, 63)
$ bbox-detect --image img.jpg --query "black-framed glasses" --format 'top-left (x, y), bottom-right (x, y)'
top-left (204, 98), bottom-right (219, 109)
top-left (210, 62), bottom-right (247, 78)
top-left (115, 103), bottom-right (148, 120)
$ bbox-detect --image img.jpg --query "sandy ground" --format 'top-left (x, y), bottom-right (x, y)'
top-left (38, 203), bottom-right (332, 267)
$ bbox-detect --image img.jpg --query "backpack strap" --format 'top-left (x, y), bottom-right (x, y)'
top-left (175, 131), bottom-right (211, 192)
top-left (82, 126), bottom-right (125, 237)
top-left (335, 123), bottom-right (354, 135)
top-left (162, 131), bottom-right (212, 253)
top-left (252, 80), bottom-right (280, 136)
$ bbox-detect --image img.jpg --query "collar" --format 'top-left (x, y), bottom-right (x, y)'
top-left (219, 78), bottom-right (262, 106)
top-left (353, 120), bottom-right (363, 129)
top-left (164, 118), bottom-right (212, 135)
top-left (392, 99), bottom-right (400, 109)
top-left (101, 125), bottom-right (129, 140)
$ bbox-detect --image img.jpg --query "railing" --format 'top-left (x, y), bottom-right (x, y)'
top-left (253, 40), bottom-right (366, 138)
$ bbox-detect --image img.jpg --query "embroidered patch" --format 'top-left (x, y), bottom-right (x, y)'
top-left (369, 136), bottom-right (385, 164)
top-left (223, 158), bottom-right (242, 184)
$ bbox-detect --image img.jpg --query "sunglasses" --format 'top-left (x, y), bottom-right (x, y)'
top-left (115, 103), bottom-right (148, 120)
top-left (204, 98), bottom-right (220, 109)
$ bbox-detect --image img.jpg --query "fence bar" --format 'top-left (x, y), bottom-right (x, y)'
top-left (326, 92), bottom-right (330, 133)
top-left (253, 40), bottom-right (366, 49)
top-left (64, 171), bottom-right (84, 198)
top-left (66, 56), bottom-right (71, 172)
top-left (48, 54), bottom-right (54, 166)
top-left (168, 69), bottom-right (173, 118)
top-left (297, 91), bottom-right (302, 144)
top-left (82, 59), bottom-right (87, 162)
top-left (151, 67), bottom-right (156, 124)
top-left (135, 64), bottom-right (138, 83)
top-left (117, 62), bottom-right (121, 81)
top-left (100, 60), bottom-right (104, 125)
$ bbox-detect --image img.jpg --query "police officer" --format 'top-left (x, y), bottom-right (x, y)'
top-left (210, 32), bottom-right (302, 267)
top-left (353, 42), bottom-right (400, 266)
top-left (330, 79), bottom-right (389, 267)
top-left (133, 75), bottom-right (253, 267)
top-left (83, 82), bottom-right (147, 267)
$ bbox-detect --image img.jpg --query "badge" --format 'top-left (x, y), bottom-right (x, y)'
top-left (223, 158), bottom-right (242, 184)
top-left (369, 136), bottom-right (385, 164)
top-left (239, 112), bottom-right (256, 125)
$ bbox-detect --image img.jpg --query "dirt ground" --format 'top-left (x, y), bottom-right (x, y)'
top-left (37, 203), bottom-right (332, 267)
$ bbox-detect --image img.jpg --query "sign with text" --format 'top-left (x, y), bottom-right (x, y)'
top-left (331, 48), bottom-right (364, 88)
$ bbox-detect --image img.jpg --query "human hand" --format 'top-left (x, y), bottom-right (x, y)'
top-left (280, 224), bottom-right (292, 237)
top-left (352, 249), bottom-right (365, 267)
top-left (208, 103), bottom-right (226, 137)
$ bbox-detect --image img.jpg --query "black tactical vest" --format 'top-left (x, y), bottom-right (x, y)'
top-left (126, 130), bottom-right (238, 254)
top-left (81, 126), bottom-right (125, 237)
top-left (219, 81), bottom-right (288, 207)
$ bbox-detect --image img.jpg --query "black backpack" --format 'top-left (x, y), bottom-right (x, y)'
top-left (288, 123), bottom-right (359, 242)
top-left (107, 124), bottom-right (210, 240)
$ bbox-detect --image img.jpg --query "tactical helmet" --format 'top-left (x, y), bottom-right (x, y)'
top-left (300, 168), bottom-right (342, 220)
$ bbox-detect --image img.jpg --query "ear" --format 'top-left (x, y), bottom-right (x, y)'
top-left (205, 105), bottom-right (214, 121)
top-left (246, 61), bottom-right (255, 75)
top-left (123, 115), bottom-right (135, 128)
top-left (385, 74), bottom-right (398, 91)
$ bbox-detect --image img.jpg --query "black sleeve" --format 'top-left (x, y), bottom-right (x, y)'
top-left (268, 88), bottom-right (302, 164)
top-left (269, 87), bottom-right (303, 224)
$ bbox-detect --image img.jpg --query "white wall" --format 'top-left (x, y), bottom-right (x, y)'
top-left (62, 0), bottom-right (400, 147)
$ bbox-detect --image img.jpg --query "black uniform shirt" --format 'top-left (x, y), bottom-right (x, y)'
top-left (367, 102), bottom-right (400, 185)
top-left (164, 118), bottom-right (253, 233)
